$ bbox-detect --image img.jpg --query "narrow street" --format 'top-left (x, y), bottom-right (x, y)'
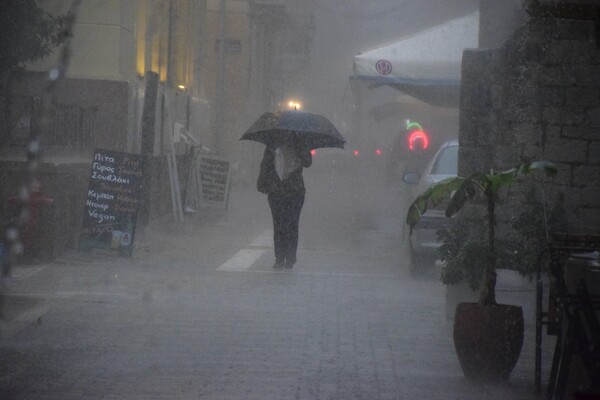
top-left (0, 166), bottom-right (553, 400)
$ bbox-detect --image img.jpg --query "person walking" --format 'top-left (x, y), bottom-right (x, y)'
top-left (257, 139), bottom-right (312, 269)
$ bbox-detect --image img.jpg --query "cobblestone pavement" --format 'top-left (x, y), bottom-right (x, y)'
top-left (0, 174), bottom-right (555, 399)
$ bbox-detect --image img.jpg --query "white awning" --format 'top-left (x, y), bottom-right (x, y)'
top-left (352, 12), bottom-right (479, 106)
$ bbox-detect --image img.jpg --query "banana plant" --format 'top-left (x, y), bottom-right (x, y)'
top-left (406, 161), bottom-right (557, 305)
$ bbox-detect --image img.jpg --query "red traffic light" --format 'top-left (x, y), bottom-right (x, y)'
top-left (408, 130), bottom-right (429, 151)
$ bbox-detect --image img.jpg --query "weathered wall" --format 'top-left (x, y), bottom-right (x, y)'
top-left (459, 14), bottom-right (600, 234)
top-left (0, 154), bottom-right (191, 261)
top-left (478, 0), bottom-right (528, 49)
top-left (3, 72), bottom-right (130, 156)
top-left (0, 161), bottom-right (89, 260)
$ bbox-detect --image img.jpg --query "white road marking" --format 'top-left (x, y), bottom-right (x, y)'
top-left (249, 229), bottom-right (273, 247)
top-left (217, 230), bottom-right (272, 271)
top-left (217, 249), bottom-right (266, 271)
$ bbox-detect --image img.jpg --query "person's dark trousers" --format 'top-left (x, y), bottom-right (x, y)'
top-left (268, 191), bottom-right (305, 265)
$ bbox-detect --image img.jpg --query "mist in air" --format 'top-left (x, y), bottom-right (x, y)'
top-left (0, 1), bottom-right (562, 399)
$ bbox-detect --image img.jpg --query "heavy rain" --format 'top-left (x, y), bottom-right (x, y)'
top-left (0, 1), bottom-right (599, 399)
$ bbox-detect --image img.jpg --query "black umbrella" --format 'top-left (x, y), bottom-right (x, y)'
top-left (241, 110), bottom-right (345, 149)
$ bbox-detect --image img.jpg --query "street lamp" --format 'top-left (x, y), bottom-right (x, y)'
top-left (287, 100), bottom-right (302, 110)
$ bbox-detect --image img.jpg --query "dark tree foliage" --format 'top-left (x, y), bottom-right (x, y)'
top-left (0, 0), bottom-right (67, 80)
top-left (0, 0), bottom-right (68, 144)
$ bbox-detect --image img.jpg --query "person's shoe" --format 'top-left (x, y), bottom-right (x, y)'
top-left (273, 261), bottom-right (284, 270)
top-left (283, 261), bottom-right (294, 269)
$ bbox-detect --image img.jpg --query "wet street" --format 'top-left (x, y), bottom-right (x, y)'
top-left (0, 166), bottom-right (553, 399)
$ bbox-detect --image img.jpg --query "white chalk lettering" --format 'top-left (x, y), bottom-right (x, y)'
top-left (88, 190), bottom-right (115, 201)
top-left (94, 153), bottom-right (115, 163)
top-left (87, 209), bottom-right (116, 223)
top-left (93, 162), bottom-right (116, 174)
top-left (86, 200), bottom-right (109, 211)
top-left (91, 172), bottom-right (131, 184)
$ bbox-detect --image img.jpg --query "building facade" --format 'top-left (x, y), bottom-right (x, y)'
top-left (0, 0), bottom-right (317, 257)
top-left (459, 0), bottom-right (600, 234)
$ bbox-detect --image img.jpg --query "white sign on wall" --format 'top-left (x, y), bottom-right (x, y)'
top-left (197, 156), bottom-right (231, 209)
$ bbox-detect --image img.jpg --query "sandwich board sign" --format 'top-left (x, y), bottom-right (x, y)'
top-left (79, 149), bottom-right (143, 256)
top-left (197, 156), bottom-right (231, 209)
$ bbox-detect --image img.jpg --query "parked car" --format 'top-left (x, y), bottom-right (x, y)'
top-left (403, 139), bottom-right (458, 275)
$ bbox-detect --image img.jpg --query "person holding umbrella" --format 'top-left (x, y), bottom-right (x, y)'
top-left (257, 137), bottom-right (312, 269)
top-left (241, 109), bottom-right (345, 270)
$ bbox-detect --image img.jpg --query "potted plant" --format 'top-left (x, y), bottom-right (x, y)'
top-left (436, 217), bottom-right (512, 319)
top-left (406, 160), bottom-right (557, 381)
top-left (438, 191), bottom-right (565, 319)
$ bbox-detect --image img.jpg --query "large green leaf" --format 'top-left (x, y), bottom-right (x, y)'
top-left (517, 160), bottom-right (558, 177)
top-left (446, 179), bottom-right (474, 217)
top-left (406, 160), bottom-right (557, 234)
top-left (405, 176), bottom-right (464, 233)
top-left (489, 168), bottom-right (518, 194)
top-left (405, 158), bottom-right (557, 305)
top-left (487, 161), bottom-right (557, 195)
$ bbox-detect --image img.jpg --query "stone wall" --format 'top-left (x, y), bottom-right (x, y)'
top-left (459, 14), bottom-right (600, 234)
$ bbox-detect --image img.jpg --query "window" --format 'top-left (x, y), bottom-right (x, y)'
top-left (431, 145), bottom-right (458, 175)
top-left (135, 0), bottom-right (147, 76)
top-left (135, 0), bottom-right (170, 83)
top-left (136, 0), bottom-right (195, 88)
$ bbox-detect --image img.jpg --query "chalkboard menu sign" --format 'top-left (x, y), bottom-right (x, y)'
top-left (79, 149), bottom-right (144, 256)
top-left (198, 156), bottom-right (231, 208)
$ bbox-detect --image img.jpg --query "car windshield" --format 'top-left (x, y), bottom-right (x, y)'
top-left (431, 145), bottom-right (458, 175)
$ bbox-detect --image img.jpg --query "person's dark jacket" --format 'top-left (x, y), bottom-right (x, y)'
top-left (257, 145), bottom-right (312, 195)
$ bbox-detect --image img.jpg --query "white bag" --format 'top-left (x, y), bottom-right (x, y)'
top-left (274, 145), bottom-right (301, 180)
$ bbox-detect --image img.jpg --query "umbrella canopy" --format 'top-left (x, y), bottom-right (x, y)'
top-left (351, 12), bottom-right (479, 107)
top-left (241, 110), bottom-right (345, 149)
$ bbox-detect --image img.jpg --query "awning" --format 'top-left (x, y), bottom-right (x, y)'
top-left (351, 12), bottom-right (479, 107)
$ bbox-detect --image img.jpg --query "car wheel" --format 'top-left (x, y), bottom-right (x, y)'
top-left (409, 246), bottom-right (436, 276)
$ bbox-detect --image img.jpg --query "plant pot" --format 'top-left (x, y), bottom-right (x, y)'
top-left (444, 281), bottom-right (478, 320)
top-left (453, 302), bottom-right (524, 381)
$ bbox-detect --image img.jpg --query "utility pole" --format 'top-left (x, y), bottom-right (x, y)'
top-left (215, 0), bottom-right (227, 154)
